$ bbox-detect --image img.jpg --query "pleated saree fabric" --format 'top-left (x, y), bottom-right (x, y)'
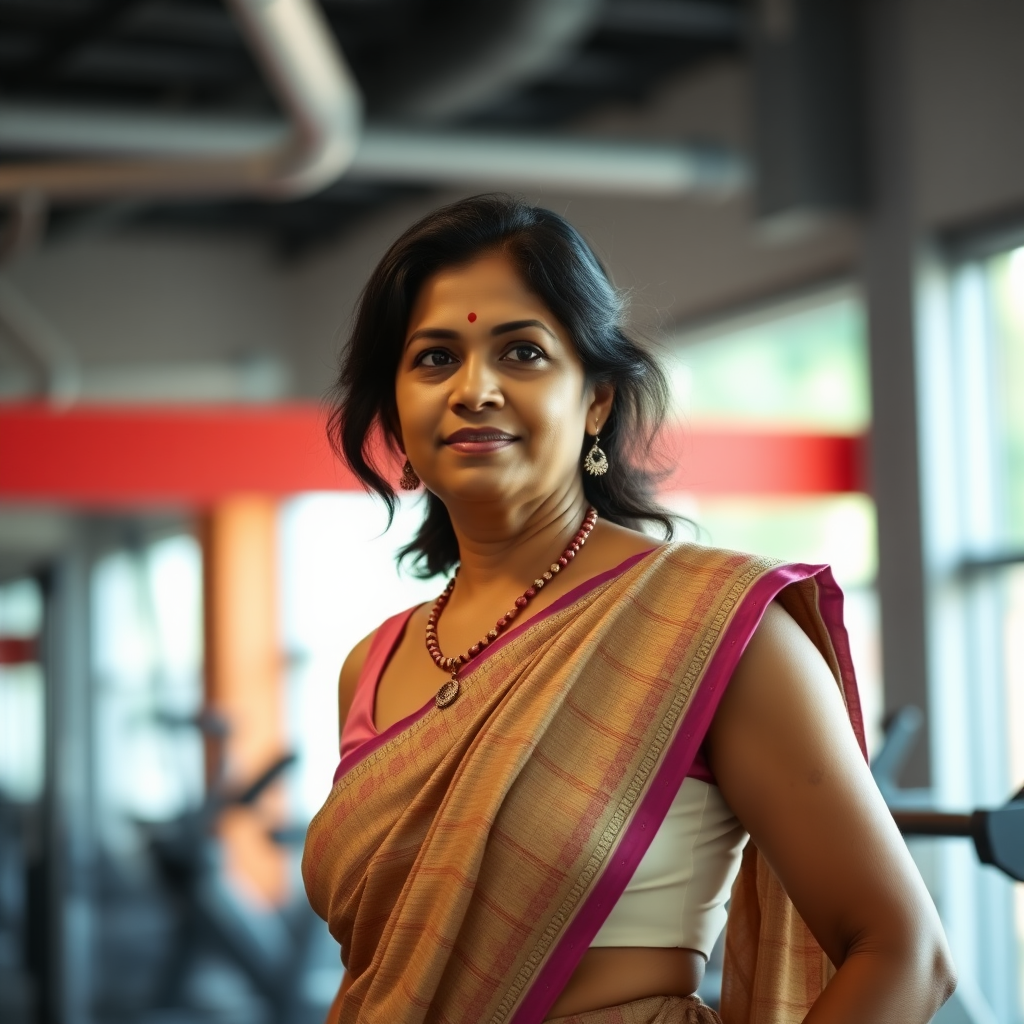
top-left (302, 544), bottom-right (866, 1024)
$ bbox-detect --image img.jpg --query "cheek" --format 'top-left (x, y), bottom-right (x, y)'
top-left (526, 380), bottom-right (588, 453)
top-left (393, 378), bottom-right (432, 450)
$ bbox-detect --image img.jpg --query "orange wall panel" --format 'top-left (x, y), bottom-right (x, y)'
top-left (201, 496), bottom-right (288, 906)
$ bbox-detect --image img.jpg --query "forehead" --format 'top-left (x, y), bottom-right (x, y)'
top-left (407, 254), bottom-right (556, 331)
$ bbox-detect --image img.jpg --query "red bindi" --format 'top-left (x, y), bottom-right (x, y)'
top-left (467, 312), bottom-right (477, 323)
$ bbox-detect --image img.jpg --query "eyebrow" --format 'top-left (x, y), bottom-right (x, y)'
top-left (406, 319), bottom-right (557, 348)
top-left (406, 327), bottom-right (458, 346)
top-left (491, 319), bottom-right (557, 339)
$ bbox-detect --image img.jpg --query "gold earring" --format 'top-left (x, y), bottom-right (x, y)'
top-left (583, 435), bottom-right (609, 476)
top-left (399, 459), bottom-right (421, 490)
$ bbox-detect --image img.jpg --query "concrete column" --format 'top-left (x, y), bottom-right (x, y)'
top-left (37, 534), bottom-right (94, 1024)
top-left (860, 0), bottom-right (931, 786)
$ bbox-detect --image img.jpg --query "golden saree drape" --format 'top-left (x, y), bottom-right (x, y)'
top-left (302, 544), bottom-right (865, 1024)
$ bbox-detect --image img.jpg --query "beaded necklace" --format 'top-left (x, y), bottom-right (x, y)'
top-left (426, 507), bottom-right (599, 708)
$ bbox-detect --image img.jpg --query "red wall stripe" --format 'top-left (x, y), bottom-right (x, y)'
top-left (657, 428), bottom-right (867, 495)
top-left (0, 637), bottom-right (37, 665)
top-left (0, 404), bottom-right (867, 505)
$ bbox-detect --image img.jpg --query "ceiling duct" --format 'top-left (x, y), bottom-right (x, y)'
top-left (0, 0), bottom-right (750, 201)
top-left (0, 0), bottom-right (363, 200)
top-left (0, 108), bottom-right (748, 199)
top-left (349, 129), bottom-right (748, 197)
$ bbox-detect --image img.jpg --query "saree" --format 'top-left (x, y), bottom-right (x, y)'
top-left (302, 544), bottom-right (866, 1024)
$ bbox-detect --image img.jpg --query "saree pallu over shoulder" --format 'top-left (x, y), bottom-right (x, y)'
top-left (302, 544), bottom-right (865, 1024)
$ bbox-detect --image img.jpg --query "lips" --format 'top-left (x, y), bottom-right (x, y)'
top-left (444, 428), bottom-right (516, 444)
top-left (443, 427), bottom-right (517, 454)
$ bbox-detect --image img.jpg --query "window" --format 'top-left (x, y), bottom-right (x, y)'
top-left (663, 286), bottom-right (870, 433)
top-left (990, 248), bottom-right (1024, 550)
top-left (91, 534), bottom-right (204, 853)
top-left (920, 233), bottom-right (1024, 1022)
top-left (986, 243), bottom-right (1024, 860)
top-left (661, 286), bottom-right (882, 751)
top-left (961, 242), bottom-right (1024, 1016)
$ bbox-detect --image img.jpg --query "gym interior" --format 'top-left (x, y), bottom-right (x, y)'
top-left (0, 1), bottom-right (1021, 1022)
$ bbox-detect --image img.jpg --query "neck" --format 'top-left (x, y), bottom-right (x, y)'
top-left (444, 487), bottom-right (591, 598)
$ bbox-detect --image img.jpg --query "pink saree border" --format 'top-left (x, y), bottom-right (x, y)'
top-left (333, 547), bottom-right (659, 782)
top-left (510, 561), bottom-right (864, 1024)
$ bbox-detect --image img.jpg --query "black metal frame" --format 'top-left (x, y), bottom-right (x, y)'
top-left (873, 706), bottom-right (1024, 883)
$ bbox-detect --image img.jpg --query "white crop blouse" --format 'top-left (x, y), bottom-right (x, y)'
top-left (590, 777), bottom-right (748, 958)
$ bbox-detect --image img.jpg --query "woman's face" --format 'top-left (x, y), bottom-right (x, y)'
top-left (395, 253), bottom-right (610, 511)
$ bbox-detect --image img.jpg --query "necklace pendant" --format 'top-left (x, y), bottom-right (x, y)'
top-left (426, 507), bottom-right (598, 710)
top-left (435, 673), bottom-right (460, 709)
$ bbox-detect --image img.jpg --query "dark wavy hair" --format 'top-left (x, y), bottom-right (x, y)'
top-left (326, 193), bottom-right (676, 578)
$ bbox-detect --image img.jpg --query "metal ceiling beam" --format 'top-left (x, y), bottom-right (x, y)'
top-left (0, 0), bottom-right (363, 200)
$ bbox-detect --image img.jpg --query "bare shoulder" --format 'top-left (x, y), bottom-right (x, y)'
top-left (723, 599), bottom-right (843, 706)
top-left (586, 519), bottom-right (664, 566)
top-left (706, 600), bottom-right (857, 793)
top-left (337, 629), bottom-right (378, 735)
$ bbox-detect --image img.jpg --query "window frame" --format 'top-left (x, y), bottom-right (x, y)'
top-left (915, 223), bottom-right (1024, 1022)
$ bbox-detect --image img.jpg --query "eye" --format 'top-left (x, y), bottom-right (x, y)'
top-left (503, 343), bottom-right (546, 363)
top-left (415, 348), bottom-right (457, 368)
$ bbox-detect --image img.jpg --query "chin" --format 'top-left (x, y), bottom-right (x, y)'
top-left (441, 485), bottom-right (518, 506)
top-left (431, 472), bottom-right (525, 506)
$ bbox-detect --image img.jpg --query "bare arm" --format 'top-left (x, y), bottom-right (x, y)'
top-left (706, 601), bottom-right (956, 1023)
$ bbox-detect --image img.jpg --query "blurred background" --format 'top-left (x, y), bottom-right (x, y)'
top-left (0, 0), bottom-right (1021, 1021)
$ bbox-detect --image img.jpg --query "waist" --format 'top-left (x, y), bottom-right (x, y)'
top-left (547, 993), bottom-right (720, 1024)
top-left (545, 946), bottom-right (706, 1020)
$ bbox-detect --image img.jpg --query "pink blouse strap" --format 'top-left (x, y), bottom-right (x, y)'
top-left (339, 606), bottom-right (417, 761)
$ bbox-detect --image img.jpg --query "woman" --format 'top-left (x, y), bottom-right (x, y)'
top-left (302, 195), bottom-right (955, 1024)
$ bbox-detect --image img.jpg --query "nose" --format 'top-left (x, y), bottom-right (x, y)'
top-left (448, 353), bottom-right (504, 413)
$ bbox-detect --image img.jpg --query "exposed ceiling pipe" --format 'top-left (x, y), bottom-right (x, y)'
top-left (0, 276), bottom-right (81, 406)
top-left (0, 0), bottom-right (363, 200)
top-left (0, 107), bottom-right (288, 162)
top-left (348, 129), bottom-right (749, 197)
top-left (0, 191), bottom-right (47, 264)
top-left (0, 105), bottom-right (749, 199)
top-left (0, 192), bottom-right (80, 405)
top-left (0, 0), bottom-right (750, 200)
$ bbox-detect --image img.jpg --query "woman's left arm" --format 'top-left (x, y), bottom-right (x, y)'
top-left (706, 601), bottom-right (957, 1024)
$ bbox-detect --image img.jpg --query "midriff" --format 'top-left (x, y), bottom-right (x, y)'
top-left (544, 946), bottom-right (704, 1019)
top-left (327, 947), bottom-right (703, 1022)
